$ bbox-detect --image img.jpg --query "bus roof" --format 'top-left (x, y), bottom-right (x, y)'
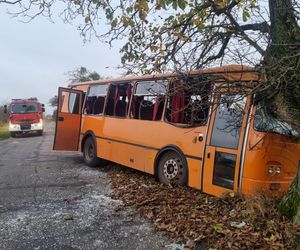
top-left (68, 65), bottom-right (259, 90)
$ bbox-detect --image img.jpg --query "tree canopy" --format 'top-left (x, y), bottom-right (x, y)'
top-left (1, 0), bottom-right (300, 128)
top-left (67, 66), bottom-right (102, 83)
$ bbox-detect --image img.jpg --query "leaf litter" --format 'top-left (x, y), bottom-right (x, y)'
top-left (108, 164), bottom-right (300, 249)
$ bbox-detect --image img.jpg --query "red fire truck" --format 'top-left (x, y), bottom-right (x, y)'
top-left (4, 98), bottom-right (45, 137)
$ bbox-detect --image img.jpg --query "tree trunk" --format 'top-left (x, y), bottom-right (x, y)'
top-left (265, 0), bottom-right (300, 131)
top-left (279, 162), bottom-right (300, 223)
top-left (266, 0), bottom-right (300, 223)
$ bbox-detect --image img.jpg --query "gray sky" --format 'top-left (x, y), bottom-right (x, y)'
top-left (0, 7), bottom-right (122, 114)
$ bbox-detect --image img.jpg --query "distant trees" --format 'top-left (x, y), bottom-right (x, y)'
top-left (48, 95), bottom-right (58, 120)
top-left (49, 95), bottom-right (58, 107)
top-left (67, 66), bottom-right (102, 83)
top-left (0, 104), bottom-right (8, 124)
top-left (49, 67), bottom-right (104, 120)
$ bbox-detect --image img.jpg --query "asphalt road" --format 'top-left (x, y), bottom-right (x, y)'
top-left (0, 122), bottom-right (171, 250)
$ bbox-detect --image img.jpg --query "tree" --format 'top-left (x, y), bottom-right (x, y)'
top-left (67, 66), bottom-right (102, 83)
top-left (0, 105), bottom-right (8, 124)
top-left (2, 0), bottom-right (299, 128)
top-left (49, 95), bottom-right (58, 121)
top-left (49, 95), bottom-right (58, 107)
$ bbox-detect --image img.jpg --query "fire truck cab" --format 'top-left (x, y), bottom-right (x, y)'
top-left (4, 98), bottom-right (45, 137)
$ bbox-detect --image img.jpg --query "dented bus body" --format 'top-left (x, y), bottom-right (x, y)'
top-left (53, 65), bottom-right (300, 197)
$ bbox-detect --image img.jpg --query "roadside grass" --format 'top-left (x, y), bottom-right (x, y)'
top-left (0, 124), bottom-right (9, 140)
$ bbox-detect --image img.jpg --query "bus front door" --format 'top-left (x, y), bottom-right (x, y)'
top-left (53, 87), bottom-right (83, 151)
top-left (202, 94), bottom-right (249, 196)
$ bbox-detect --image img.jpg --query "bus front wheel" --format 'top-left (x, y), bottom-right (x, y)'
top-left (158, 151), bottom-right (188, 186)
top-left (83, 137), bottom-right (103, 167)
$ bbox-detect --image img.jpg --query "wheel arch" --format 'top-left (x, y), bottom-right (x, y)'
top-left (154, 144), bottom-right (189, 184)
top-left (80, 130), bottom-right (97, 153)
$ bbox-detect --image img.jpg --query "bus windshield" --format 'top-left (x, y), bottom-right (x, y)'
top-left (254, 101), bottom-right (299, 138)
top-left (11, 103), bottom-right (38, 114)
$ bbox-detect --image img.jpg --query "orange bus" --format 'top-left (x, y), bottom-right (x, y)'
top-left (53, 65), bottom-right (300, 197)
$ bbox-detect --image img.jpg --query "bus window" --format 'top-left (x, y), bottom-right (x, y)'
top-left (213, 152), bottom-right (236, 190)
top-left (105, 83), bottom-right (131, 117)
top-left (84, 85), bottom-right (107, 115)
top-left (254, 100), bottom-right (299, 137)
top-left (165, 79), bottom-right (211, 126)
top-left (69, 92), bottom-right (80, 114)
top-left (210, 94), bottom-right (246, 149)
top-left (131, 80), bottom-right (167, 121)
top-left (60, 91), bottom-right (80, 114)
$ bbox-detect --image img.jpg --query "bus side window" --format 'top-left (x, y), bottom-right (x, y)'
top-left (84, 85), bottom-right (107, 115)
top-left (131, 80), bottom-right (167, 121)
top-left (165, 79), bottom-right (211, 126)
top-left (105, 83), bottom-right (131, 117)
top-left (68, 92), bottom-right (80, 114)
top-left (60, 91), bottom-right (80, 114)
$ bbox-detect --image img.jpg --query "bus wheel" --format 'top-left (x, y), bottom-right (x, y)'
top-left (83, 137), bottom-right (103, 167)
top-left (158, 151), bottom-right (187, 186)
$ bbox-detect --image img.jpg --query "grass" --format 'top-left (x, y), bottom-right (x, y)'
top-left (0, 123), bottom-right (9, 140)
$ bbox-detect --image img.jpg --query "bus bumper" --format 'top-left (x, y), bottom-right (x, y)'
top-left (241, 178), bottom-right (293, 196)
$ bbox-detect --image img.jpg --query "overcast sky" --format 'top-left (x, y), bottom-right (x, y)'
top-left (0, 7), bottom-right (122, 114)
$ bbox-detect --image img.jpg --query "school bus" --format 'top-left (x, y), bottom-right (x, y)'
top-left (53, 65), bottom-right (300, 197)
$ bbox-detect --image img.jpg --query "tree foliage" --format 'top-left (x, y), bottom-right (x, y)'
top-left (67, 66), bottom-right (102, 83)
top-left (0, 105), bottom-right (8, 124)
top-left (49, 95), bottom-right (58, 107)
top-left (2, 0), bottom-right (300, 129)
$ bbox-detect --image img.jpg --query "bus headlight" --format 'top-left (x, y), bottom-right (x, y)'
top-left (267, 165), bottom-right (281, 176)
top-left (274, 166), bottom-right (281, 176)
top-left (267, 166), bottom-right (274, 175)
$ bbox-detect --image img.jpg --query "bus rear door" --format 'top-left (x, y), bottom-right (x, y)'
top-left (202, 94), bottom-right (250, 196)
top-left (53, 87), bottom-right (83, 151)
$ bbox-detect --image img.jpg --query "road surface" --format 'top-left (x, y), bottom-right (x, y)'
top-left (0, 122), bottom-right (171, 250)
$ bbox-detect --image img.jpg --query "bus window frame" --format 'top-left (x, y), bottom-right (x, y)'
top-left (59, 91), bottom-right (81, 115)
top-left (104, 81), bottom-right (133, 119)
top-left (164, 78), bottom-right (211, 128)
top-left (209, 92), bottom-right (247, 150)
top-left (127, 80), bottom-right (137, 119)
top-left (83, 83), bottom-right (109, 117)
top-left (130, 78), bottom-right (169, 122)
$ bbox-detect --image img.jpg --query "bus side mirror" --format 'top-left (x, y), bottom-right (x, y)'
top-left (3, 105), bottom-right (7, 114)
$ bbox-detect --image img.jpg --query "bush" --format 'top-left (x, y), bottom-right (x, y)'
top-left (279, 164), bottom-right (300, 222)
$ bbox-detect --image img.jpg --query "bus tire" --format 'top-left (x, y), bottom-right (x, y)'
top-left (157, 151), bottom-right (188, 186)
top-left (10, 132), bottom-right (16, 138)
top-left (83, 137), bottom-right (103, 167)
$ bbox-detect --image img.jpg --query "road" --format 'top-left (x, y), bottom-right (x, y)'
top-left (0, 122), bottom-right (171, 250)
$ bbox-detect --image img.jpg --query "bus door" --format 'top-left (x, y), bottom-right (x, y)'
top-left (53, 87), bottom-right (83, 151)
top-left (202, 93), bottom-right (249, 196)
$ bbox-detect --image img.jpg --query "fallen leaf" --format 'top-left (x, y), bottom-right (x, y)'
top-left (213, 224), bottom-right (223, 233)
